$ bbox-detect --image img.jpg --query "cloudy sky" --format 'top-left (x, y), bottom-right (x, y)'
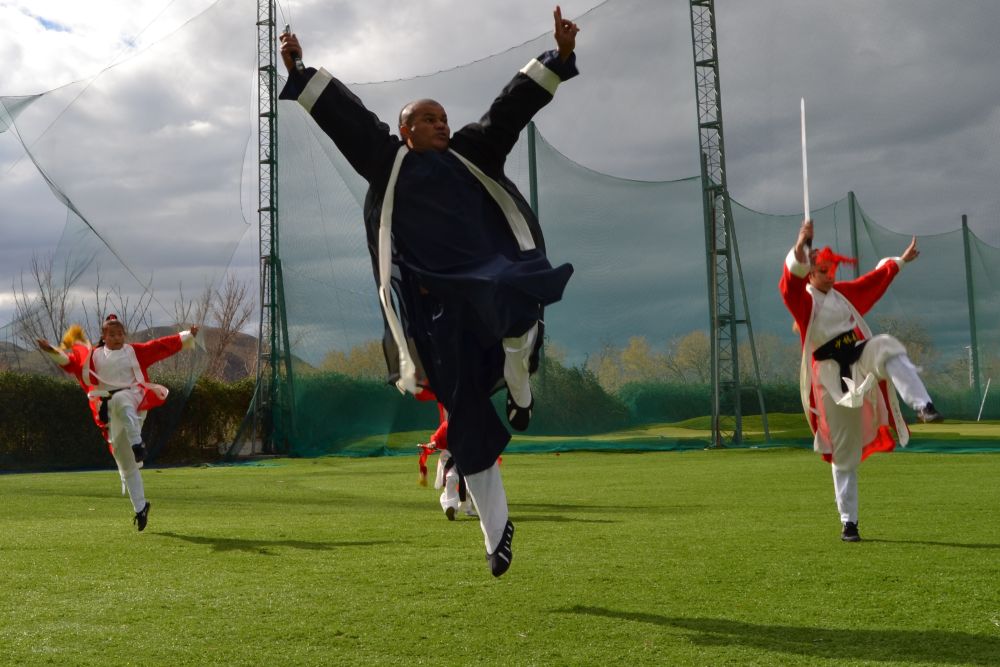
top-left (2, 0), bottom-right (1000, 348)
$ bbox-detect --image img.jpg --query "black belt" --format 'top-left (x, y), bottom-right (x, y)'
top-left (97, 388), bottom-right (126, 425)
top-left (813, 330), bottom-right (867, 392)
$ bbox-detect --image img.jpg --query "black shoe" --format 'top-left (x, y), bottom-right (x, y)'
top-left (487, 520), bottom-right (515, 577)
top-left (506, 391), bottom-right (534, 432)
top-left (134, 502), bottom-right (150, 532)
top-left (916, 403), bottom-right (943, 424)
top-left (841, 521), bottom-right (860, 542)
top-left (132, 442), bottom-right (147, 463)
top-left (445, 506), bottom-right (456, 521)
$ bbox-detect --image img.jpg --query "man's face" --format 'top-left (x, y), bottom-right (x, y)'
top-left (808, 260), bottom-right (836, 293)
top-left (401, 102), bottom-right (449, 152)
top-left (103, 323), bottom-right (126, 350)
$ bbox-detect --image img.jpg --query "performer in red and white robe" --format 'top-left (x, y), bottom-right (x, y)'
top-left (39, 315), bottom-right (198, 531)
top-left (415, 390), bottom-right (478, 521)
top-left (779, 220), bottom-right (941, 541)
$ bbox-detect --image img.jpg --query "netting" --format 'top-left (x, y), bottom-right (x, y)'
top-left (2, 0), bottom-right (998, 460)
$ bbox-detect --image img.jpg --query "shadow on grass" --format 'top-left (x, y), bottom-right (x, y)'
top-left (511, 514), bottom-right (615, 524)
top-left (558, 606), bottom-right (999, 665)
top-left (155, 531), bottom-right (394, 554)
top-left (864, 539), bottom-right (1000, 550)
top-left (511, 502), bottom-right (650, 512)
top-left (511, 502), bottom-right (707, 514)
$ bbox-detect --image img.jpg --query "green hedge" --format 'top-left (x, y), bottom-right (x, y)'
top-left (287, 357), bottom-right (631, 455)
top-left (526, 357), bottom-right (630, 435)
top-left (0, 372), bottom-right (254, 472)
top-left (616, 381), bottom-right (998, 424)
top-left (6, 368), bottom-right (994, 470)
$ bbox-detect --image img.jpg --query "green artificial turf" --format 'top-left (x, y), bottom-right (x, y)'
top-left (1, 449), bottom-right (997, 666)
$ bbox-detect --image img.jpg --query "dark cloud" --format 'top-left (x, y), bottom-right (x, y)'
top-left (3, 0), bottom-right (1000, 348)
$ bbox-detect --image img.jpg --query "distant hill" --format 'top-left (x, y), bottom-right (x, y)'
top-left (139, 325), bottom-right (259, 382)
top-left (0, 340), bottom-right (62, 377)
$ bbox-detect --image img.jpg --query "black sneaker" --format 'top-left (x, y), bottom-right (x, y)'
top-left (506, 391), bottom-right (534, 432)
top-left (487, 520), bottom-right (515, 577)
top-left (916, 403), bottom-right (943, 424)
top-left (132, 442), bottom-right (147, 463)
top-left (134, 502), bottom-right (151, 532)
top-left (841, 521), bottom-right (860, 542)
top-left (445, 506), bottom-right (456, 521)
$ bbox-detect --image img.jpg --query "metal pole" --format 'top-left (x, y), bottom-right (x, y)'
top-left (961, 214), bottom-right (982, 404)
top-left (847, 191), bottom-right (860, 279)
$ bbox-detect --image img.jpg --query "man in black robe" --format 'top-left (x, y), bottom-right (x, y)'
top-left (279, 7), bottom-right (579, 577)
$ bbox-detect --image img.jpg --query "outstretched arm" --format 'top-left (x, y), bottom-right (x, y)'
top-left (455, 6), bottom-right (581, 169)
top-left (277, 33), bottom-right (396, 182)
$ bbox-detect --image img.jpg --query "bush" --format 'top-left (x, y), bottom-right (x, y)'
top-left (526, 356), bottom-right (630, 435)
top-left (616, 382), bottom-right (804, 424)
top-left (0, 371), bottom-right (107, 471)
top-left (0, 372), bottom-right (254, 472)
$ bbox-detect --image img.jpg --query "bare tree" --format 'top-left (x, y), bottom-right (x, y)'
top-left (173, 282), bottom-right (212, 334)
top-left (11, 251), bottom-right (89, 347)
top-left (78, 266), bottom-right (155, 342)
top-left (665, 330), bottom-right (711, 383)
top-left (584, 340), bottom-right (624, 392)
top-left (320, 339), bottom-right (384, 380)
top-left (739, 332), bottom-right (799, 384)
top-left (205, 274), bottom-right (255, 380)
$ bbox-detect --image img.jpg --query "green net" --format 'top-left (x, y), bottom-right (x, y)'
top-left (2, 0), bottom-right (998, 461)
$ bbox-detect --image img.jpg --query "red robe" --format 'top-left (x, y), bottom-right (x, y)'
top-left (49, 334), bottom-right (188, 441)
top-left (779, 251), bottom-right (908, 462)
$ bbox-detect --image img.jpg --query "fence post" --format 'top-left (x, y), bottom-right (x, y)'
top-left (961, 214), bottom-right (982, 405)
top-left (848, 191), bottom-right (860, 279)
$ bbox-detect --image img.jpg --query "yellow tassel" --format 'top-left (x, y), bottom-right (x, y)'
top-left (60, 324), bottom-right (89, 350)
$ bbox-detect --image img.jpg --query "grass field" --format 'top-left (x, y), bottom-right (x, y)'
top-left (2, 448), bottom-right (998, 666)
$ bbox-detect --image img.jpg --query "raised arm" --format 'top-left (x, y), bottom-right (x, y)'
top-left (554, 5), bottom-right (580, 62)
top-left (278, 33), bottom-right (397, 182)
top-left (794, 219), bottom-right (813, 265)
top-left (454, 7), bottom-right (580, 170)
top-left (900, 236), bottom-right (919, 263)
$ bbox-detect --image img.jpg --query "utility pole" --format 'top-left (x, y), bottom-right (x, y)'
top-left (689, 0), bottom-right (769, 447)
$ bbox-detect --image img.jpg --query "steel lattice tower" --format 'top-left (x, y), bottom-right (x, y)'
top-left (231, 0), bottom-right (294, 457)
top-left (689, 0), bottom-right (769, 447)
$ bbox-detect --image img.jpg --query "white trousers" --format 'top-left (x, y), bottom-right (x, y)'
top-left (823, 351), bottom-right (931, 472)
top-left (437, 451), bottom-right (475, 516)
top-left (106, 389), bottom-right (147, 513)
top-left (464, 462), bottom-right (509, 554)
top-left (503, 323), bottom-right (538, 408)
top-left (832, 466), bottom-right (859, 524)
top-left (824, 351), bottom-right (930, 524)
top-left (884, 354), bottom-right (931, 411)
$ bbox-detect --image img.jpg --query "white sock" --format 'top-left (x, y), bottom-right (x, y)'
top-left (464, 463), bottom-right (509, 553)
top-left (503, 323), bottom-right (538, 408)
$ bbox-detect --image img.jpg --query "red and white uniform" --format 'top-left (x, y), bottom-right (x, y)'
top-left (415, 391), bottom-right (479, 518)
top-left (46, 331), bottom-right (196, 512)
top-left (779, 249), bottom-right (910, 470)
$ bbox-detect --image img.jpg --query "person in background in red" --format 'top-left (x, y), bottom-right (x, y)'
top-left (416, 395), bottom-right (477, 521)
